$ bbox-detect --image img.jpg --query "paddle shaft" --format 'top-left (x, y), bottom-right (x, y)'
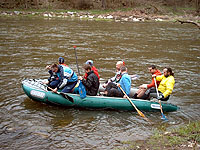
top-left (74, 46), bottom-right (80, 76)
top-left (119, 85), bottom-right (148, 121)
top-left (154, 77), bottom-right (164, 115)
top-left (46, 86), bottom-right (59, 93)
top-left (41, 83), bottom-right (74, 102)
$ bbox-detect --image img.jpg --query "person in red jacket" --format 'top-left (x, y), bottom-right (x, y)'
top-left (133, 65), bottom-right (161, 99)
top-left (84, 60), bottom-right (100, 80)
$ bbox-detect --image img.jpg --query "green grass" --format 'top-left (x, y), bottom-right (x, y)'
top-left (117, 121), bottom-right (200, 150)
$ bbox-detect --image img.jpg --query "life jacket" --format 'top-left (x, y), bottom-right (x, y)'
top-left (157, 75), bottom-right (175, 98)
top-left (60, 63), bottom-right (68, 67)
top-left (59, 65), bottom-right (78, 82)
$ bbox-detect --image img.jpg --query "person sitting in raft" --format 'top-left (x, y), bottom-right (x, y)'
top-left (102, 60), bottom-right (125, 88)
top-left (44, 64), bottom-right (60, 89)
top-left (84, 60), bottom-right (100, 80)
top-left (44, 57), bottom-right (68, 88)
top-left (48, 63), bottom-right (78, 93)
top-left (58, 57), bottom-right (68, 67)
top-left (148, 67), bottom-right (175, 101)
top-left (104, 66), bottom-right (131, 98)
top-left (78, 64), bottom-right (100, 96)
top-left (133, 65), bottom-right (161, 99)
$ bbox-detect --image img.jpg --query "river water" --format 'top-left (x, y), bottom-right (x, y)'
top-left (0, 17), bottom-right (199, 150)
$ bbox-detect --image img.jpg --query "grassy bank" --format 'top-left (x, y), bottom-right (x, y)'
top-left (117, 121), bottom-right (200, 150)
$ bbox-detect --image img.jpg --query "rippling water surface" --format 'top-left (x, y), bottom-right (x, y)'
top-left (0, 17), bottom-right (199, 150)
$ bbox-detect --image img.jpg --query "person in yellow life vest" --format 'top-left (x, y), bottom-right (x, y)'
top-left (151, 67), bottom-right (175, 101)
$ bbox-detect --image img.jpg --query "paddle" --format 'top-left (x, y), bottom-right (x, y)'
top-left (130, 74), bottom-right (139, 80)
top-left (154, 77), bottom-right (168, 121)
top-left (73, 46), bottom-right (86, 99)
top-left (42, 83), bottom-right (74, 103)
top-left (119, 85), bottom-right (150, 122)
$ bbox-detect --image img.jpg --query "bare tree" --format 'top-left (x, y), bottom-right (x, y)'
top-left (102, 0), bottom-right (106, 9)
top-left (176, 19), bottom-right (200, 30)
top-left (195, 0), bottom-right (200, 13)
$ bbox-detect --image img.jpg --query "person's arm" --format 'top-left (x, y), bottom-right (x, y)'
top-left (155, 75), bottom-right (164, 81)
top-left (147, 78), bottom-right (156, 89)
top-left (57, 66), bottom-right (65, 89)
top-left (82, 76), bottom-right (93, 89)
top-left (47, 70), bottom-right (53, 82)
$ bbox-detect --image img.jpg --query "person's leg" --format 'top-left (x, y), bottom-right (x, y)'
top-left (105, 82), bottom-right (117, 91)
top-left (61, 81), bottom-right (77, 93)
top-left (104, 82), bottom-right (118, 95)
top-left (148, 87), bottom-right (170, 101)
top-left (107, 88), bottom-right (123, 97)
top-left (137, 88), bottom-right (147, 98)
top-left (161, 95), bottom-right (170, 101)
top-left (49, 80), bottom-right (60, 89)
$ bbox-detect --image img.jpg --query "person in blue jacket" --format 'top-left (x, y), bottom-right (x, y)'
top-left (105, 66), bottom-right (131, 98)
top-left (50, 63), bottom-right (78, 93)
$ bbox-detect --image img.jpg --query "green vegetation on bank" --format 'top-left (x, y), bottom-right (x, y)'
top-left (117, 121), bottom-right (200, 150)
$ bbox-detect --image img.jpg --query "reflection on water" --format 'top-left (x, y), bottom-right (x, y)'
top-left (0, 17), bottom-right (199, 149)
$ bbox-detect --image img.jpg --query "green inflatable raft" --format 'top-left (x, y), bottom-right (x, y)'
top-left (21, 79), bottom-right (179, 112)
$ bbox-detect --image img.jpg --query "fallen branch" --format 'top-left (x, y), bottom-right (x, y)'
top-left (176, 19), bottom-right (200, 30)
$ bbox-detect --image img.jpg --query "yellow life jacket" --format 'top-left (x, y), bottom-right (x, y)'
top-left (156, 75), bottom-right (175, 98)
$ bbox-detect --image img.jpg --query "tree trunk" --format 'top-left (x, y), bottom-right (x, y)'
top-left (173, 0), bottom-right (177, 12)
top-left (196, 0), bottom-right (200, 13)
top-left (102, 0), bottom-right (106, 9)
top-left (35, 0), bottom-right (38, 9)
top-left (25, 0), bottom-right (28, 9)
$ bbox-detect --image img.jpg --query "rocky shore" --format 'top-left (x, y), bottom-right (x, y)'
top-left (1, 9), bottom-right (200, 23)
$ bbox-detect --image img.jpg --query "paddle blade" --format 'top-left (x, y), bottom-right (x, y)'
top-left (78, 81), bottom-right (86, 99)
top-left (138, 110), bottom-right (145, 118)
top-left (137, 110), bottom-right (151, 122)
top-left (60, 92), bottom-right (74, 103)
top-left (161, 113), bottom-right (168, 121)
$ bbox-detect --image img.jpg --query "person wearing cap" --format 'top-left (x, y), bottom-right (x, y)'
top-left (58, 57), bottom-right (68, 67)
top-left (84, 60), bottom-right (100, 80)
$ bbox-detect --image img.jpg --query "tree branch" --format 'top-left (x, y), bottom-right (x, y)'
top-left (176, 19), bottom-right (200, 30)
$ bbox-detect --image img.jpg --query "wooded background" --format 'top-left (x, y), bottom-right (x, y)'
top-left (0, 0), bottom-right (199, 13)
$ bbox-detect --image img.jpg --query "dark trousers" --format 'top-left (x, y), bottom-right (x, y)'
top-left (61, 81), bottom-right (77, 93)
top-left (106, 82), bottom-right (124, 97)
top-left (146, 87), bottom-right (170, 101)
top-left (49, 80), bottom-right (60, 89)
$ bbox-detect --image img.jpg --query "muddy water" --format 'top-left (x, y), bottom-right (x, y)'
top-left (0, 17), bottom-right (199, 149)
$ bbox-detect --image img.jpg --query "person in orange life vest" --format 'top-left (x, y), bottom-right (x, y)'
top-left (84, 60), bottom-right (100, 80)
top-left (58, 57), bottom-right (68, 67)
top-left (102, 60), bottom-right (125, 88)
top-left (133, 65), bottom-right (161, 99)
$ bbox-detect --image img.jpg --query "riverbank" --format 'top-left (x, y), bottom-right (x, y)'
top-left (0, 8), bottom-right (199, 24)
top-left (117, 121), bottom-right (200, 150)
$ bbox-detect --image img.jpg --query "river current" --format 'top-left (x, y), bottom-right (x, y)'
top-left (0, 17), bottom-right (199, 149)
